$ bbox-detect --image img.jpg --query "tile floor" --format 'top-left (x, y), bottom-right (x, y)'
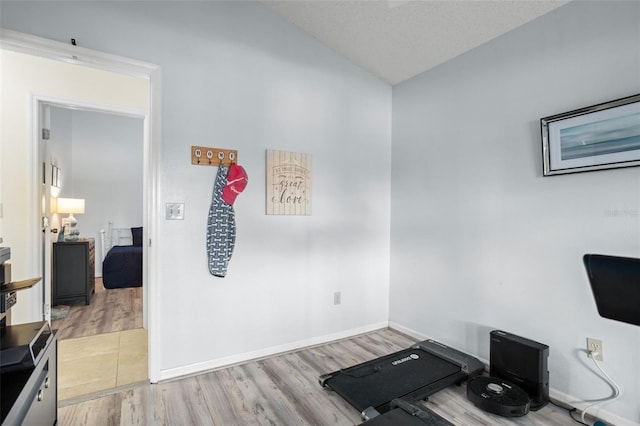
top-left (58, 328), bottom-right (148, 401)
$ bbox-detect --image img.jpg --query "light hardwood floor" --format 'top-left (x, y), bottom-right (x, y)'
top-left (52, 278), bottom-right (143, 340)
top-left (58, 328), bottom-right (579, 426)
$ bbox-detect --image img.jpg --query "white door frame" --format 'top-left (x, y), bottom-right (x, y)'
top-left (1, 28), bottom-right (162, 383)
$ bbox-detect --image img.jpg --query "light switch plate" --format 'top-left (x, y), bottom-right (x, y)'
top-left (166, 203), bottom-right (185, 220)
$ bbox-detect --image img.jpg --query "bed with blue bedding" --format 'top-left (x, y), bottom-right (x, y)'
top-left (102, 226), bottom-right (143, 289)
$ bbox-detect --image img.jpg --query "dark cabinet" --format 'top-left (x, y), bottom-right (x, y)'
top-left (52, 239), bottom-right (95, 305)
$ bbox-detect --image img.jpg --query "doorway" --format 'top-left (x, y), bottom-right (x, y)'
top-left (0, 28), bottom-right (162, 386)
top-left (43, 105), bottom-right (147, 400)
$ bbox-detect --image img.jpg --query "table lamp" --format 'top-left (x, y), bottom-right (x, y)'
top-left (56, 198), bottom-right (85, 241)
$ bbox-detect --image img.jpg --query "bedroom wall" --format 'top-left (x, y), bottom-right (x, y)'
top-left (0, 1), bottom-right (392, 378)
top-left (0, 49), bottom-right (148, 323)
top-left (49, 106), bottom-right (73, 234)
top-left (49, 107), bottom-right (144, 273)
top-left (390, 1), bottom-right (640, 423)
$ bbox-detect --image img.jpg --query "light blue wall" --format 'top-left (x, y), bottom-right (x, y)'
top-left (50, 108), bottom-right (143, 274)
top-left (49, 107), bottom-right (73, 197)
top-left (391, 1), bottom-right (640, 422)
top-left (1, 1), bottom-right (392, 377)
top-left (70, 109), bottom-right (144, 268)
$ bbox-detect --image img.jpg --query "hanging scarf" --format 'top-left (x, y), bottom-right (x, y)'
top-left (206, 164), bottom-right (236, 277)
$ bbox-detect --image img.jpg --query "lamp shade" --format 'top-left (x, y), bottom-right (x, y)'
top-left (56, 198), bottom-right (85, 214)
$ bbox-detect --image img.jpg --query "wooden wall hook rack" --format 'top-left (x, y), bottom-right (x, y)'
top-left (191, 146), bottom-right (238, 167)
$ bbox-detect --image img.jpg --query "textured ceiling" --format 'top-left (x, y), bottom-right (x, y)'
top-left (262, 0), bottom-right (569, 85)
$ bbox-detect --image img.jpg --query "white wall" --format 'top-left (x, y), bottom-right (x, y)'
top-left (50, 107), bottom-right (144, 271)
top-left (1, 1), bottom-right (392, 378)
top-left (49, 107), bottom-right (72, 202)
top-left (0, 49), bottom-right (148, 323)
top-left (391, 1), bottom-right (640, 423)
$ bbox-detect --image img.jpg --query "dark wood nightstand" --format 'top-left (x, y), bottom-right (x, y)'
top-left (52, 239), bottom-right (95, 306)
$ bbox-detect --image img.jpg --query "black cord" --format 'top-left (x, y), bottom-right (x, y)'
top-left (550, 400), bottom-right (588, 425)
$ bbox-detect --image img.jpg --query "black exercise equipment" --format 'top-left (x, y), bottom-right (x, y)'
top-left (361, 398), bottom-right (454, 426)
top-left (319, 339), bottom-right (484, 422)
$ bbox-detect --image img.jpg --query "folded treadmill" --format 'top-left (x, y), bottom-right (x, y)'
top-left (360, 398), bottom-right (454, 426)
top-left (319, 339), bottom-right (484, 423)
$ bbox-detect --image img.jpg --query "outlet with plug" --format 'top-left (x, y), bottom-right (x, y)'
top-left (586, 337), bottom-right (603, 361)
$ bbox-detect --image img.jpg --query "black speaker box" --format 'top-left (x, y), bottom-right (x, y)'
top-left (489, 330), bottom-right (549, 410)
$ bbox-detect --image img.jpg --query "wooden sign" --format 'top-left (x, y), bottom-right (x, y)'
top-left (266, 150), bottom-right (312, 215)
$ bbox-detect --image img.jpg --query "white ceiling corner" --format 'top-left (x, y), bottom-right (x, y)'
top-left (262, 0), bottom-right (569, 85)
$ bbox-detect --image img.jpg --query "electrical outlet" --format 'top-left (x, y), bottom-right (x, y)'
top-left (587, 337), bottom-right (603, 361)
top-left (333, 291), bottom-right (341, 305)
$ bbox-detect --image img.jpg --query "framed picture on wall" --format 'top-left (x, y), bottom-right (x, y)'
top-left (541, 94), bottom-right (640, 176)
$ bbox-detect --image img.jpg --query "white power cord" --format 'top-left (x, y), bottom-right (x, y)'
top-left (580, 350), bottom-right (621, 425)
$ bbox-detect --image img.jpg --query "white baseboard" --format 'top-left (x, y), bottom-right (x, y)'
top-left (389, 321), bottom-right (491, 367)
top-left (158, 321), bottom-right (389, 382)
top-left (550, 388), bottom-right (639, 426)
top-left (389, 321), bottom-right (432, 344)
top-left (388, 321), bottom-right (431, 340)
top-left (389, 322), bottom-right (639, 426)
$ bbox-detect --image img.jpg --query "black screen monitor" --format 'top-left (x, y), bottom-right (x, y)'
top-left (583, 254), bottom-right (640, 327)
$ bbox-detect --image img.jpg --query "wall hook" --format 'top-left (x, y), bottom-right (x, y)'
top-left (192, 145), bottom-right (238, 167)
